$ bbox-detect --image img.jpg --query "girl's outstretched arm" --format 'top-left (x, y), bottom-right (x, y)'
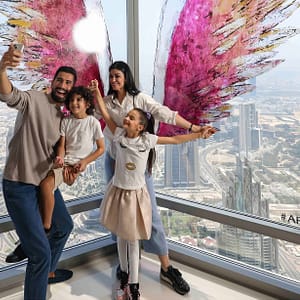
top-left (89, 79), bottom-right (117, 134)
top-left (157, 126), bottom-right (217, 145)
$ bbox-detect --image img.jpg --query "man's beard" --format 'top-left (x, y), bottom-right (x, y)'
top-left (51, 90), bottom-right (66, 104)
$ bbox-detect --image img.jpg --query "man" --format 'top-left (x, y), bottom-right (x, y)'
top-left (0, 44), bottom-right (76, 300)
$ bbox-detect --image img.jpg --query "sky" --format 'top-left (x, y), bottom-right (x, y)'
top-left (257, 4), bottom-right (300, 86)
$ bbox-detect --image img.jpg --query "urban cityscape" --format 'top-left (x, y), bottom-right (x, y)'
top-left (0, 76), bottom-right (300, 283)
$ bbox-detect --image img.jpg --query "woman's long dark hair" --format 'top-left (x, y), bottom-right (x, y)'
top-left (134, 108), bottom-right (156, 174)
top-left (107, 61), bottom-right (140, 97)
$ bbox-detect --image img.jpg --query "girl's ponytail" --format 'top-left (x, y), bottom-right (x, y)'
top-left (135, 109), bottom-right (156, 174)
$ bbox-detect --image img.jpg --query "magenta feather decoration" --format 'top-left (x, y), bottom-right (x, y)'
top-left (0, 0), bottom-right (111, 92)
top-left (155, 0), bottom-right (300, 135)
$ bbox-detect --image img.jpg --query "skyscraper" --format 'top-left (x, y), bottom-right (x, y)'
top-left (219, 156), bottom-right (277, 271)
top-left (164, 142), bottom-right (199, 187)
top-left (239, 103), bottom-right (261, 157)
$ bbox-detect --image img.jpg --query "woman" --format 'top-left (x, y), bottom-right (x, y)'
top-left (95, 61), bottom-right (215, 295)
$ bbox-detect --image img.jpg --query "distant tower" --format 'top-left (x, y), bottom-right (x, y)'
top-left (164, 142), bottom-right (199, 187)
top-left (218, 156), bottom-right (277, 271)
top-left (239, 103), bottom-right (260, 157)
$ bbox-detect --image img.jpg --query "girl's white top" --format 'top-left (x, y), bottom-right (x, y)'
top-left (111, 127), bottom-right (158, 189)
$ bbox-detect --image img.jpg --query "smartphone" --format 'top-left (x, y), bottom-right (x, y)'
top-left (13, 43), bottom-right (24, 52)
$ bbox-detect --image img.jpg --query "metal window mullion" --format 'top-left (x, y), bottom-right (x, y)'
top-left (126, 0), bottom-right (139, 87)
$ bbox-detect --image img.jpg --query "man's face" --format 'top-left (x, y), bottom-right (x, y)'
top-left (51, 72), bottom-right (75, 103)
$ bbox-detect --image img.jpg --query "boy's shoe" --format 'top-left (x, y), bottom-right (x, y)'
top-left (128, 283), bottom-right (140, 300)
top-left (160, 265), bottom-right (190, 295)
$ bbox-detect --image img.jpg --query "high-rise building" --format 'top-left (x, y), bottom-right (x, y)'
top-left (164, 142), bottom-right (199, 187)
top-left (239, 103), bottom-right (261, 156)
top-left (219, 156), bottom-right (277, 271)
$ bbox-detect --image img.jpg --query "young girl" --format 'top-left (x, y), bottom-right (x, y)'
top-left (95, 61), bottom-right (217, 296)
top-left (92, 80), bottom-right (216, 300)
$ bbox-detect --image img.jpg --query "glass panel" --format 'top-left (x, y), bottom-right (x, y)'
top-left (0, 210), bottom-right (109, 268)
top-left (59, 159), bottom-right (106, 199)
top-left (139, 1), bottom-right (300, 225)
top-left (0, 0), bottom-right (126, 263)
top-left (0, 0), bottom-right (127, 211)
top-left (101, 0), bottom-right (127, 62)
top-left (159, 208), bottom-right (300, 282)
top-left (66, 210), bottom-right (109, 248)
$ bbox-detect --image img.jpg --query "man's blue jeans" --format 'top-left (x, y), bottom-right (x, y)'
top-left (104, 152), bottom-right (168, 256)
top-left (3, 179), bottom-right (73, 300)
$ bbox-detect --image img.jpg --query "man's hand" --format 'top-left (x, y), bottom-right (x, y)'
top-left (63, 166), bottom-right (79, 186)
top-left (0, 44), bottom-right (23, 72)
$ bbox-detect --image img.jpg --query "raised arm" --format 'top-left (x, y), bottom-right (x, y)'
top-left (157, 126), bottom-right (217, 145)
top-left (0, 44), bottom-right (23, 95)
top-left (89, 79), bottom-right (117, 134)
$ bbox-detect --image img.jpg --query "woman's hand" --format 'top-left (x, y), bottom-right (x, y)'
top-left (198, 125), bottom-right (218, 139)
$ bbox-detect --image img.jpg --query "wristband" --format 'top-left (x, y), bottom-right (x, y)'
top-left (189, 123), bottom-right (193, 132)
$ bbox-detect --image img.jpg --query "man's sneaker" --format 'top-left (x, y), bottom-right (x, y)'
top-left (128, 283), bottom-right (140, 300)
top-left (6, 243), bottom-right (27, 263)
top-left (160, 265), bottom-right (190, 295)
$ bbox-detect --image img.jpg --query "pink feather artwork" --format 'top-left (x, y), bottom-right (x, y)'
top-left (154, 0), bottom-right (300, 136)
top-left (0, 0), bottom-right (111, 93)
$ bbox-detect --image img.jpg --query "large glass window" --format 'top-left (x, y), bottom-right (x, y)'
top-left (139, 0), bottom-right (300, 224)
top-left (0, 0), bottom-right (127, 268)
top-left (138, 0), bottom-right (300, 277)
top-left (0, 0), bottom-right (299, 286)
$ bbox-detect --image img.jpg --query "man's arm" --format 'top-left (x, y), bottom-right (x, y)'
top-left (0, 44), bottom-right (23, 95)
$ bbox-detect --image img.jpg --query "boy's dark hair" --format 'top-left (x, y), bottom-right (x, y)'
top-left (107, 61), bottom-right (140, 97)
top-left (54, 66), bottom-right (77, 85)
top-left (65, 86), bottom-right (95, 115)
top-left (134, 108), bottom-right (156, 174)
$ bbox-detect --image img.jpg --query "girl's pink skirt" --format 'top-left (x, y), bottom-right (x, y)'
top-left (100, 182), bottom-right (152, 241)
